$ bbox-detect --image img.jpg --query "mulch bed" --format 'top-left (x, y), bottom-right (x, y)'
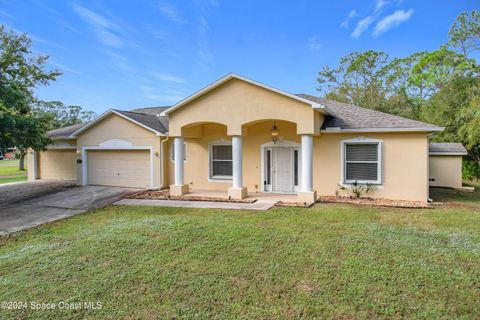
top-left (128, 190), bottom-right (432, 209)
top-left (275, 201), bottom-right (312, 208)
top-left (318, 196), bottom-right (432, 209)
top-left (128, 189), bottom-right (257, 203)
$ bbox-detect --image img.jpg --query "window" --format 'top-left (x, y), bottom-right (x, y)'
top-left (170, 142), bottom-right (186, 161)
top-left (343, 141), bottom-right (382, 184)
top-left (266, 150), bottom-right (271, 185)
top-left (294, 149), bottom-right (299, 186)
top-left (209, 142), bottom-right (232, 179)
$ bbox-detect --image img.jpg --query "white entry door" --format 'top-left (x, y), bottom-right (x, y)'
top-left (271, 147), bottom-right (294, 193)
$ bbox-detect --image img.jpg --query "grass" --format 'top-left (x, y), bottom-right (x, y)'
top-left (0, 175), bottom-right (27, 184)
top-left (0, 159), bottom-right (28, 184)
top-left (0, 190), bottom-right (479, 319)
top-left (0, 159), bottom-right (26, 176)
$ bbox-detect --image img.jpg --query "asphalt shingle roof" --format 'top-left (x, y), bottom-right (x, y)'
top-left (130, 106), bottom-right (170, 131)
top-left (113, 109), bottom-right (168, 133)
top-left (296, 94), bottom-right (443, 131)
top-left (47, 122), bottom-right (90, 138)
top-left (429, 143), bottom-right (467, 154)
top-left (48, 94), bottom-right (443, 138)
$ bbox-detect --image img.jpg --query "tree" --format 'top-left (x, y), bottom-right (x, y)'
top-left (448, 10), bottom-right (480, 59)
top-left (37, 101), bottom-right (96, 129)
top-left (317, 50), bottom-right (391, 112)
top-left (316, 11), bottom-right (480, 180)
top-left (12, 112), bottom-right (53, 170)
top-left (0, 25), bottom-right (61, 169)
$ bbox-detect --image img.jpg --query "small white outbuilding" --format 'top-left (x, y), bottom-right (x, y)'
top-left (429, 143), bottom-right (468, 189)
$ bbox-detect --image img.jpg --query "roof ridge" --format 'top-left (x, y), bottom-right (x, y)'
top-left (115, 109), bottom-right (159, 117)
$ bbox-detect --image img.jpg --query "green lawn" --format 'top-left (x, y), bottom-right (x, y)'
top-left (1, 190), bottom-right (479, 319)
top-left (0, 175), bottom-right (27, 184)
top-left (0, 159), bottom-right (28, 184)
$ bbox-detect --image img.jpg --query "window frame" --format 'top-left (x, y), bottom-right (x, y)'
top-left (208, 140), bottom-right (233, 181)
top-left (341, 138), bottom-right (383, 185)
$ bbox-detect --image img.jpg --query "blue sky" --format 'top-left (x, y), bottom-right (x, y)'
top-left (0, 0), bottom-right (477, 114)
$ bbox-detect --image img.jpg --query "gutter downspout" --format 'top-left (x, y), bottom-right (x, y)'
top-left (160, 135), bottom-right (170, 189)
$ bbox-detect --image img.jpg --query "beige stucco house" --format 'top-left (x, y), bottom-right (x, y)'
top-left (27, 73), bottom-right (467, 203)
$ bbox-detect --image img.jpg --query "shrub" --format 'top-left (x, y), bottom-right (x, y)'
top-left (336, 181), bottom-right (377, 199)
top-left (463, 158), bottom-right (480, 181)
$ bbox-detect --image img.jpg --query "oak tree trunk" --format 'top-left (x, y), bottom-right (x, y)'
top-left (19, 149), bottom-right (26, 171)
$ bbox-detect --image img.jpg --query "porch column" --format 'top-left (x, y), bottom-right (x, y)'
top-left (228, 135), bottom-right (247, 199)
top-left (297, 134), bottom-right (317, 203)
top-left (170, 137), bottom-right (189, 196)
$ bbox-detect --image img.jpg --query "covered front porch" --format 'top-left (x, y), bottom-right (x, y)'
top-left (182, 188), bottom-right (298, 203)
top-left (162, 74), bottom-right (331, 204)
top-left (168, 119), bottom-right (318, 204)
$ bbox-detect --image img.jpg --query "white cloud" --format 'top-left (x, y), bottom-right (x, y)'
top-left (340, 9), bottom-right (358, 29)
top-left (196, 0), bottom-right (218, 69)
top-left (152, 72), bottom-right (186, 83)
top-left (375, 0), bottom-right (390, 12)
top-left (348, 10), bottom-right (358, 18)
top-left (50, 62), bottom-right (83, 75)
top-left (351, 16), bottom-right (374, 38)
top-left (308, 36), bottom-right (322, 51)
top-left (71, 3), bottom-right (123, 48)
top-left (155, 2), bottom-right (186, 24)
top-left (103, 51), bottom-right (133, 72)
top-left (373, 9), bottom-right (414, 36)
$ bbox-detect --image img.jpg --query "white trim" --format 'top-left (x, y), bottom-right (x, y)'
top-left (429, 152), bottom-right (468, 156)
top-left (32, 150), bottom-right (38, 180)
top-left (160, 136), bottom-right (169, 188)
top-left (231, 136), bottom-right (243, 189)
top-left (208, 139), bottom-right (233, 181)
top-left (169, 141), bottom-right (187, 162)
top-left (50, 136), bottom-right (77, 140)
top-left (72, 109), bottom-right (162, 137)
top-left (323, 127), bottom-right (444, 133)
top-left (260, 140), bottom-right (301, 193)
top-left (45, 146), bottom-right (77, 150)
top-left (161, 73), bottom-right (334, 116)
top-left (173, 137), bottom-right (185, 185)
top-left (99, 139), bottom-right (133, 148)
top-left (340, 137), bottom-right (383, 185)
top-left (81, 146), bottom-right (155, 188)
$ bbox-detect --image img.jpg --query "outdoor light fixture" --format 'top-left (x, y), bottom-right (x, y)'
top-left (271, 120), bottom-right (280, 144)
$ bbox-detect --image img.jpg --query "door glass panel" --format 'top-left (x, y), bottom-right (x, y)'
top-left (294, 149), bottom-right (298, 186)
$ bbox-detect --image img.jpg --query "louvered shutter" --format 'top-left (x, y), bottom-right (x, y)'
top-left (345, 143), bottom-right (379, 182)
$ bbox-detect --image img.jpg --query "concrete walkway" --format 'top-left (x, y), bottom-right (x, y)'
top-left (0, 184), bottom-right (137, 235)
top-left (115, 199), bottom-right (278, 211)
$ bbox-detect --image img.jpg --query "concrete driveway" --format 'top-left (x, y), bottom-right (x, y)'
top-left (0, 180), bottom-right (138, 235)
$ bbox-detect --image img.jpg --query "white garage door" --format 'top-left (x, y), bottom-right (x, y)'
top-left (87, 150), bottom-right (150, 188)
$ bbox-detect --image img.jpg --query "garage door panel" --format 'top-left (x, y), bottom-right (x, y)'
top-left (87, 150), bottom-right (150, 188)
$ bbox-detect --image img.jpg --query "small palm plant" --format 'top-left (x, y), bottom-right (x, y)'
top-left (336, 181), bottom-right (377, 199)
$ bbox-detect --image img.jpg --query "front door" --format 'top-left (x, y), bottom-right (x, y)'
top-left (265, 147), bottom-right (298, 193)
top-left (272, 148), bottom-right (293, 192)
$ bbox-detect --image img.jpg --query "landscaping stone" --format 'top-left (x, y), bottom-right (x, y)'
top-left (129, 189), bottom-right (257, 203)
top-left (318, 196), bottom-right (432, 208)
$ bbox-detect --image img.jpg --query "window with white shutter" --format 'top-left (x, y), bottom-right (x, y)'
top-left (342, 140), bottom-right (382, 184)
